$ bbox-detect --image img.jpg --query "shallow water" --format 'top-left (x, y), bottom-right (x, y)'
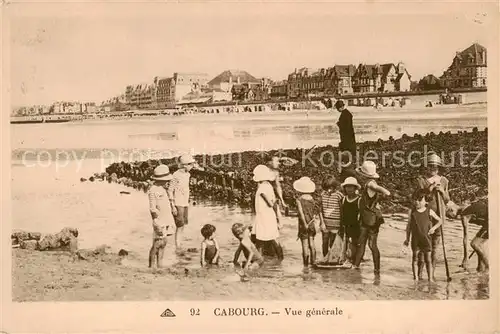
top-left (10, 104), bottom-right (489, 299)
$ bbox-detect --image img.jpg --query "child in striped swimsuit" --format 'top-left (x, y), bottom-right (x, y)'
top-left (319, 175), bottom-right (344, 259)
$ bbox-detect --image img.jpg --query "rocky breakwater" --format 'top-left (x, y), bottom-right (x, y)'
top-left (92, 128), bottom-right (488, 214)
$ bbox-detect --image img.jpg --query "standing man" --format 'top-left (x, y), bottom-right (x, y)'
top-left (335, 100), bottom-right (357, 181)
top-left (168, 154), bottom-right (196, 250)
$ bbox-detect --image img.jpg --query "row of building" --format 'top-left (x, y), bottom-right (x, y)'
top-left (12, 102), bottom-right (97, 116)
top-left (13, 42), bottom-right (486, 115)
top-left (102, 43), bottom-right (486, 110)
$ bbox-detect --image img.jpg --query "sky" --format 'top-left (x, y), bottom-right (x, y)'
top-left (8, 3), bottom-right (495, 106)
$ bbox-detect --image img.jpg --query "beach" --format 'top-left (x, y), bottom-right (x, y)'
top-left (11, 105), bottom-right (489, 301)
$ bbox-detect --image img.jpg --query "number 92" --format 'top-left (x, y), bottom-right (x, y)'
top-left (190, 308), bottom-right (200, 316)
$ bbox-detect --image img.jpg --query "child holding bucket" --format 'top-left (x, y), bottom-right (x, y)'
top-left (294, 176), bottom-right (319, 267)
top-left (147, 165), bottom-right (175, 269)
top-left (352, 161), bottom-right (391, 275)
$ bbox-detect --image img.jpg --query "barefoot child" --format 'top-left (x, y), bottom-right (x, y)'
top-left (340, 177), bottom-right (361, 265)
top-left (294, 176), bottom-right (318, 267)
top-left (319, 175), bottom-right (343, 259)
top-left (232, 223), bottom-right (264, 272)
top-left (200, 224), bottom-right (220, 267)
top-left (414, 153), bottom-right (450, 280)
top-left (252, 164), bottom-right (284, 261)
top-left (404, 189), bottom-right (442, 282)
top-left (353, 161), bottom-right (391, 275)
top-left (147, 165), bottom-right (175, 268)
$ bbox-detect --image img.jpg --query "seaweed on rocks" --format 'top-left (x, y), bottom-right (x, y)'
top-left (96, 130), bottom-right (488, 214)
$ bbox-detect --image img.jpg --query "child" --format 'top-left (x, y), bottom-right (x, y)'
top-left (352, 161), bottom-right (391, 275)
top-left (200, 224), bottom-right (220, 267)
top-left (168, 154), bottom-right (199, 250)
top-left (294, 176), bottom-right (318, 267)
top-left (404, 189), bottom-right (442, 282)
top-left (339, 177), bottom-right (361, 265)
top-left (252, 164), bottom-right (284, 261)
top-left (147, 165), bottom-right (175, 269)
top-left (319, 175), bottom-right (344, 259)
top-left (232, 223), bottom-right (264, 272)
top-left (414, 152), bottom-right (450, 280)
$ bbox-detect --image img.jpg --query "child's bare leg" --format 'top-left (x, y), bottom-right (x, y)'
top-left (321, 232), bottom-right (330, 257)
top-left (309, 236), bottom-right (316, 265)
top-left (471, 237), bottom-right (488, 272)
top-left (175, 226), bottom-right (185, 250)
top-left (156, 238), bottom-right (167, 268)
top-left (411, 251), bottom-right (418, 280)
top-left (424, 251), bottom-right (433, 282)
top-left (300, 238), bottom-right (309, 266)
top-left (149, 239), bottom-right (159, 268)
top-left (417, 251), bottom-right (424, 280)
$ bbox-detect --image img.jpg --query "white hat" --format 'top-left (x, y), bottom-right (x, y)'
top-left (293, 176), bottom-right (316, 193)
top-left (252, 165), bottom-right (276, 182)
top-left (356, 161), bottom-right (379, 179)
top-left (341, 176), bottom-right (361, 189)
top-left (179, 154), bottom-right (196, 165)
top-left (151, 165), bottom-right (173, 181)
top-left (424, 152), bottom-right (442, 166)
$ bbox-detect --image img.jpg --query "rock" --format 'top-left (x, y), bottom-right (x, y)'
top-left (38, 227), bottom-right (79, 252)
top-left (94, 244), bottom-right (111, 255)
top-left (118, 249), bottom-right (129, 257)
top-left (12, 230), bottom-right (30, 242)
top-left (28, 232), bottom-right (42, 241)
top-left (120, 191), bottom-right (131, 195)
top-left (80, 177), bottom-right (87, 182)
top-left (187, 247), bottom-right (198, 253)
top-left (20, 240), bottom-right (39, 250)
top-left (89, 176), bottom-right (95, 182)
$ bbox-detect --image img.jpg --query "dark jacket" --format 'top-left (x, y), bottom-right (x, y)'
top-left (337, 109), bottom-right (356, 151)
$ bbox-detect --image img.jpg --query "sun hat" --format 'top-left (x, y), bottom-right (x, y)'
top-left (424, 152), bottom-right (442, 166)
top-left (252, 165), bottom-right (276, 182)
top-left (356, 161), bottom-right (379, 179)
top-left (293, 176), bottom-right (316, 193)
top-left (341, 176), bottom-right (361, 189)
top-left (151, 164), bottom-right (173, 181)
top-left (179, 154), bottom-right (196, 165)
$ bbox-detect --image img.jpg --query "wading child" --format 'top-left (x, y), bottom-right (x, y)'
top-left (294, 176), bottom-right (318, 267)
top-left (147, 165), bottom-right (175, 269)
top-left (319, 175), bottom-right (344, 259)
top-left (414, 153), bottom-right (450, 280)
top-left (352, 161), bottom-right (391, 275)
top-left (339, 177), bottom-right (361, 265)
top-left (404, 189), bottom-right (442, 282)
top-left (200, 224), bottom-right (220, 267)
top-left (232, 223), bottom-right (264, 272)
top-left (168, 154), bottom-right (197, 250)
top-left (253, 164), bottom-right (284, 261)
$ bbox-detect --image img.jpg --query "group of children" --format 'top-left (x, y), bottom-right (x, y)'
top-left (147, 151), bottom-right (485, 283)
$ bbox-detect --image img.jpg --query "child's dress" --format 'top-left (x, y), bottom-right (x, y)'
top-left (203, 240), bottom-right (219, 264)
top-left (341, 196), bottom-right (361, 239)
top-left (297, 197), bottom-right (317, 240)
top-left (409, 208), bottom-right (433, 252)
top-left (148, 184), bottom-right (176, 239)
top-left (254, 181), bottom-right (279, 241)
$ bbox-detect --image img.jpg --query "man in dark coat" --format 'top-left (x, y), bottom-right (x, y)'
top-left (335, 100), bottom-right (357, 181)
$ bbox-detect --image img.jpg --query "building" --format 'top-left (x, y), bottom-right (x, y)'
top-left (270, 80), bottom-right (288, 99)
top-left (287, 68), bottom-right (316, 98)
top-left (440, 43), bottom-right (487, 89)
top-left (418, 74), bottom-right (442, 91)
top-left (324, 65), bottom-right (356, 95)
top-left (172, 72), bottom-right (209, 102)
top-left (352, 62), bottom-right (411, 93)
top-left (208, 70), bottom-right (260, 93)
top-left (155, 77), bottom-right (175, 108)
